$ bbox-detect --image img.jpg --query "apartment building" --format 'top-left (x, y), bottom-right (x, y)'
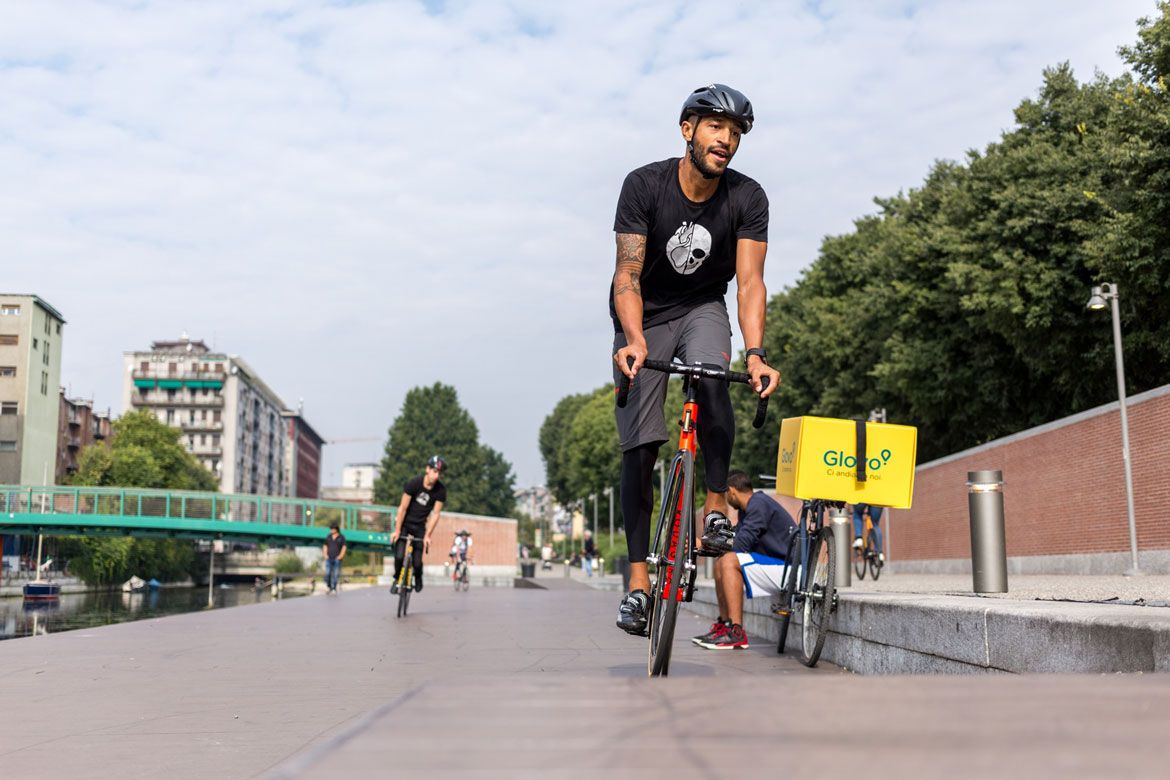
top-left (0, 295), bottom-right (65, 485)
top-left (56, 391), bottom-right (112, 482)
top-left (122, 335), bottom-right (298, 496)
top-left (282, 408), bottom-right (324, 499)
top-left (321, 463), bottom-right (381, 504)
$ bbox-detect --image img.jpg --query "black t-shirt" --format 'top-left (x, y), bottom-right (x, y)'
top-left (401, 475), bottom-right (447, 533)
top-left (324, 532), bottom-right (347, 560)
top-left (610, 158), bottom-right (769, 331)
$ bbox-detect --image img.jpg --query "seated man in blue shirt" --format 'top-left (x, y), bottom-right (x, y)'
top-left (694, 470), bottom-right (797, 650)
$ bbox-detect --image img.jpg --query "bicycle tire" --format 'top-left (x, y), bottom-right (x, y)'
top-left (648, 453), bottom-right (692, 678)
top-left (397, 570), bottom-right (411, 618)
top-left (853, 534), bottom-right (867, 581)
top-left (868, 528), bottom-right (882, 581)
top-left (775, 538), bottom-right (800, 655)
top-left (800, 526), bottom-right (836, 667)
top-left (460, 565), bottom-right (470, 591)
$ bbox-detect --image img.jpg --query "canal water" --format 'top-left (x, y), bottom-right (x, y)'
top-left (0, 586), bottom-right (304, 641)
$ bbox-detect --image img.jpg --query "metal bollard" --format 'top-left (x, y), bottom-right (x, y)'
top-left (829, 507), bottom-right (851, 588)
top-left (968, 470), bottom-right (1008, 593)
top-left (563, 560), bottom-right (570, 579)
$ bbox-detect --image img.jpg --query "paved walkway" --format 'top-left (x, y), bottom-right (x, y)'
top-left (0, 581), bottom-right (1167, 779)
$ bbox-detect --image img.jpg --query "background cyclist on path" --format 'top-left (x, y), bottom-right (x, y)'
top-left (390, 455), bottom-right (447, 595)
top-left (611, 83), bottom-right (780, 635)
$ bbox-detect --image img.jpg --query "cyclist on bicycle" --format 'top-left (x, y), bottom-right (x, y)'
top-left (452, 529), bottom-right (473, 578)
top-left (852, 503), bottom-right (885, 563)
top-left (612, 83), bottom-right (780, 635)
top-left (694, 470), bottom-right (796, 649)
top-left (390, 455), bottom-right (447, 595)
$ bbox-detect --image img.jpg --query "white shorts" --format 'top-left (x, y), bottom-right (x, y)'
top-left (737, 553), bottom-right (795, 598)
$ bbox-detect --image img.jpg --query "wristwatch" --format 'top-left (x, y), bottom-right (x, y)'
top-left (745, 347), bottom-right (769, 365)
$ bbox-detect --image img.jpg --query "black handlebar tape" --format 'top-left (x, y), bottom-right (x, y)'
top-left (615, 356), bottom-right (635, 408)
top-left (752, 376), bottom-right (771, 429)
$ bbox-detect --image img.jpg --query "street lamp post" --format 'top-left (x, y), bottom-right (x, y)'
top-left (1086, 283), bottom-right (1143, 576)
top-left (603, 486), bottom-right (614, 546)
top-left (654, 460), bottom-right (666, 501)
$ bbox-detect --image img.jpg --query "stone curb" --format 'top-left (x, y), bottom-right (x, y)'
top-left (685, 586), bottom-right (1170, 674)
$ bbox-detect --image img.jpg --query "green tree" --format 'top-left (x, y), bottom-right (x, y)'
top-left (373, 383), bottom-right (516, 517)
top-left (62, 411), bottom-right (217, 586)
top-left (539, 391), bottom-right (593, 506)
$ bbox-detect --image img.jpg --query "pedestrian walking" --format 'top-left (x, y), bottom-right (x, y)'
top-left (322, 522), bottom-right (347, 594)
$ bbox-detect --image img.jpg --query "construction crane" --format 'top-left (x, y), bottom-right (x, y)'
top-left (325, 437), bottom-right (382, 445)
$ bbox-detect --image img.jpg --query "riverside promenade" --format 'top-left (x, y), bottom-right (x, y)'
top-left (0, 573), bottom-right (1168, 779)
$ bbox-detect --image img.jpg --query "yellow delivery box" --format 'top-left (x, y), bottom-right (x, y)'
top-left (776, 416), bottom-right (918, 509)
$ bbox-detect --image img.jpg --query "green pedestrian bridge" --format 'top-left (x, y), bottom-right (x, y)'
top-left (0, 485), bottom-right (394, 551)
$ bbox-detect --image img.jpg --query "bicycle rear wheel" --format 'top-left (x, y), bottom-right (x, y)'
top-left (853, 535), bottom-right (867, 580)
top-left (460, 565), bottom-right (470, 591)
top-left (775, 536), bottom-right (800, 655)
top-left (800, 526), bottom-right (836, 667)
top-left (648, 453), bottom-right (693, 678)
top-left (868, 529), bottom-right (883, 581)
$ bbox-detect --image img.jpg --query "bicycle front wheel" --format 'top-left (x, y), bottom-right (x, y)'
top-left (800, 526), bottom-right (836, 667)
top-left (397, 572), bottom-right (411, 618)
top-left (648, 453), bottom-right (693, 678)
top-left (868, 529), bottom-right (883, 581)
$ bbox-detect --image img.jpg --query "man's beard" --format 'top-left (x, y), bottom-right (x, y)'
top-left (688, 141), bottom-right (726, 179)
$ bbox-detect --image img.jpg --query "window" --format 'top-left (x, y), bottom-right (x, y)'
top-left (201, 435), bottom-right (207, 445)
top-left (168, 362), bottom-right (177, 375)
top-left (213, 410), bottom-right (221, 423)
top-left (32, 338), bottom-right (38, 349)
top-left (0, 305), bottom-right (19, 316)
top-left (0, 367), bottom-right (14, 377)
top-left (166, 409), bottom-right (174, 424)
top-left (140, 361), bottom-right (149, 373)
top-left (44, 318), bottom-right (50, 336)
top-left (56, 323), bottom-right (61, 335)
top-left (0, 440), bottom-right (16, 452)
top-left (43, 340), bottom-right (49, 366)
top-left (1, 402), bottom-right (16, 415)
top-left (40, 371), bottom-right (48, 395)
top-left (0, 335), bottom-right (16, 346)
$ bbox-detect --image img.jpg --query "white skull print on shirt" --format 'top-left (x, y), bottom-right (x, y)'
top-left (666, 221), bottom-right (712, 275)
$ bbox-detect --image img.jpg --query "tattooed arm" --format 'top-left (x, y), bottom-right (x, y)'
top-left (613, 232), bottom-right (648, 379)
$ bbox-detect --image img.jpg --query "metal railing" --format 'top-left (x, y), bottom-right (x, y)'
top-left (0, 485), bottom-right (396, 536)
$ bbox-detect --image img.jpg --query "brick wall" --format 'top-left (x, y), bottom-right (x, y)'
top-left (417, 511), bottom-right (518, 567)
top-left (891, 384), bottom-right (1170, 565)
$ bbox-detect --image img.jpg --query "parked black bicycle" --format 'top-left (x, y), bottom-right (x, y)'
top-left (774, 499), bottom-right (839, 666)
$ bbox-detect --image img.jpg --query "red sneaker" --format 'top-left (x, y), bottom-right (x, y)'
top-left (701, 623), bottom-right (749, 649)
top-left (693, 619), bottom-right (729, 645)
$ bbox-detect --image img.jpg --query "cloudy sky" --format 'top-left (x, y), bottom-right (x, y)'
top-left (1, 0), bottom-right (1157, 489)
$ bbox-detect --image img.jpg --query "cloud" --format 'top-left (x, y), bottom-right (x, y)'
top-left (0, 0), bottom-right (1156, 488)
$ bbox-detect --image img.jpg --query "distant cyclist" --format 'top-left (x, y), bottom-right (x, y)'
top-left (390, 455), bottom-right (447, 595)
top-left (852, 503), bottom-right (885, 563)
top-left (611, 83), bottom-right (780, 635)
top-left (451, 529), bottom-right (473, 577)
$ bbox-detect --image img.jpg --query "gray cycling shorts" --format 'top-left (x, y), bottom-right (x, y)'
top-left (612, 301), bottom-right (733, 451)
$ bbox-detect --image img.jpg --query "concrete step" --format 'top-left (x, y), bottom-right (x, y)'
top-left (686, 585), bottom-right (1170, 674)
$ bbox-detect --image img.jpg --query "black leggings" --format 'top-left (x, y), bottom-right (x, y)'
top-left (621, 383), bottom-right (733, 564)
top-left (394, 537), bottom-right (424, 581)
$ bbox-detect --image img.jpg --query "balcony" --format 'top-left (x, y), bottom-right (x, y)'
top-left (181, 420), bottom-right (224, 432)
top-left (133, 393), bottom-right (224, 408)
top-left (132, 370), bottom-right (226, 392)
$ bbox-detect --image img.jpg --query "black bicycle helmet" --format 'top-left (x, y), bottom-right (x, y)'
top-left (427, 454), bottom-right (446, 472)
top-left (679, 83), bottom-right (754, 133)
